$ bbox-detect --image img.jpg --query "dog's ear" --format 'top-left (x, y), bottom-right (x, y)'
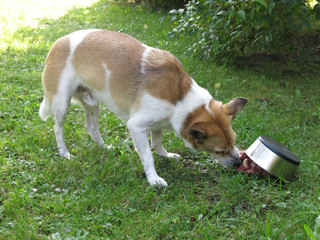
top-left (189, 123), bottom-right (208, 144)
top-left (223, 97), bottom-right (248, 119)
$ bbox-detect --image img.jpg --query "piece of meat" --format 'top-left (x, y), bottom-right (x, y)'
top-left (237, 150), bottom-right (272, 177)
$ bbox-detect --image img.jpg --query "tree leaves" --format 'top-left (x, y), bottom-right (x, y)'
top-left (255, 0), bottom-right (267, 8)
top-left (237, 10), bottom-right (246, 20)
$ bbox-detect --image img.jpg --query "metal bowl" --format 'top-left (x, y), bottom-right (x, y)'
top-left (245, 136), bottom-right (300, 181)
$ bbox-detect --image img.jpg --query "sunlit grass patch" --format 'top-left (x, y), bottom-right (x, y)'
top-left (0, 0), bottom-right (99, 51)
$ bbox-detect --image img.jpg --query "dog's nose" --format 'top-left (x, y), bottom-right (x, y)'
top-left (232, 147), bottom-right (242, 167)
top-left (234, 159), bottom-right (242, 167)
top-left (233, 153), bottom-right (242, 167)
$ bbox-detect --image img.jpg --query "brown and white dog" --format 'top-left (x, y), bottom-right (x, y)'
top-left (39, 29), bottom-right (247, 186)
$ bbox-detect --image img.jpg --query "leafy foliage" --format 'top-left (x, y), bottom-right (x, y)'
top-left (147, 0), bottom-right (187, 10)
top-left (118, 0), bottom-right (186, 10)
top-left (169, 0), bottom-right (320, 60)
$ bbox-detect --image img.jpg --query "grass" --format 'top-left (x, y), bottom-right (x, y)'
top-left (0, 0), bottom-right (320, 239)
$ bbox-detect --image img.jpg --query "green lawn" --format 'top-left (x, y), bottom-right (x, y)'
top-left (1, 0), bottom-right (320, 239)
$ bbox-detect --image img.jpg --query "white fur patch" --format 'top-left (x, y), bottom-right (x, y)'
top-left (131, 93), bottom-right (175, 130)
top-left (171, 80), bottom-right (213, 135)
top-left (39, 96), bottom-right (52, 121)
top-left (55, 57), bottom-right (76, 100)
top-left (140, 44), bottom-right (156, 75)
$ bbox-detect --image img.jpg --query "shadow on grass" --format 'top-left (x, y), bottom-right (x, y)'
top-left (234, 40), bottom-right (320, 77)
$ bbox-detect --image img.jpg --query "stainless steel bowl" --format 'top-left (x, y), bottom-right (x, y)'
top-left (245, 136), bottom-right (300, 181)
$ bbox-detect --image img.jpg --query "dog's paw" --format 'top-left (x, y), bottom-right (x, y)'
top-left (166, 153), bottom-right (181, 160)
top-left (148, 176), bottom-right (168, 187)
top-left (101, 144), bottom-right (113, 150)
top-left (59, 151), bottom-right (71, 159)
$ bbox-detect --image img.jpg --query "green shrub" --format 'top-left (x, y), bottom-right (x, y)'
top-left (169, 0), bottom-right (320, 60)
top-left (118, 0), bottom-right (186, 10)
top-left (148, 0), bottom-right (187, 10)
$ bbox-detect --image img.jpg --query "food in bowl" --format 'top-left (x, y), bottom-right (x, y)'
top-left (237, 150), bottom-right (273, 177)
top-left (236, 136), bottom-right (300, 180)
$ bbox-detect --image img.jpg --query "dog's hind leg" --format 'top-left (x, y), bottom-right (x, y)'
top-left (151, 130), bottom-right (181, 159)
top-left (84, 104), bottom-right (106, 148)
top-left (51, 94), bottom-right (72, 159)
top-left (73, 88), bottom-right (106, 148)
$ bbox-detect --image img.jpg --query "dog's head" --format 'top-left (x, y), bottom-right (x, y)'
top-left (182, 97), bottom-right (248, 167)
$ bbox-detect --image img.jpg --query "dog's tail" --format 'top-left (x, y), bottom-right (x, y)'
top-left (39, 95), bottom-right (52, 121)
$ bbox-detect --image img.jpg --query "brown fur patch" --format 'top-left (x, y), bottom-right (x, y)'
top-left (73, 30), bottom-right (146, 110)
top-left (143, 49), bottom-right (192, 104)
top-left (42, 36), bottom-right (70, 103)
top-left (73, 31), bottom-right (144, 92)
top-left (181, 99), bottom-right (236, 153)
top-left (208, 99), bottom-right (237, 148)
top-left (45, 30), bottom-right (193, 111)
top-left (72, 30), bottom-right (192, 109)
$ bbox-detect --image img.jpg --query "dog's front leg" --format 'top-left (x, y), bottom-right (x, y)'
top-left (127, 122), bottom-right (168, 186)
top-left (151, 130), bottom-right (181, 159)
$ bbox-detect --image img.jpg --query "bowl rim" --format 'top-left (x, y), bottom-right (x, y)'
top-left (258, 135), bottom-right (300, 166)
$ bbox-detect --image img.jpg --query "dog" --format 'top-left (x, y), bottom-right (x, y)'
top-left (39, 29), bottom-right (247, 186)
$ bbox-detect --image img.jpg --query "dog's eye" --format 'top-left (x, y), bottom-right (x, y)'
top-left (214, 151), bottom-right (224, 155)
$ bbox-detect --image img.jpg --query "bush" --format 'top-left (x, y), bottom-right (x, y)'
top-left (169, 0), bottom-right (320, 60)
top-left (128, 0), bottom-right (186, 10)
top-left (148, 0), bottom-right (187, 10)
